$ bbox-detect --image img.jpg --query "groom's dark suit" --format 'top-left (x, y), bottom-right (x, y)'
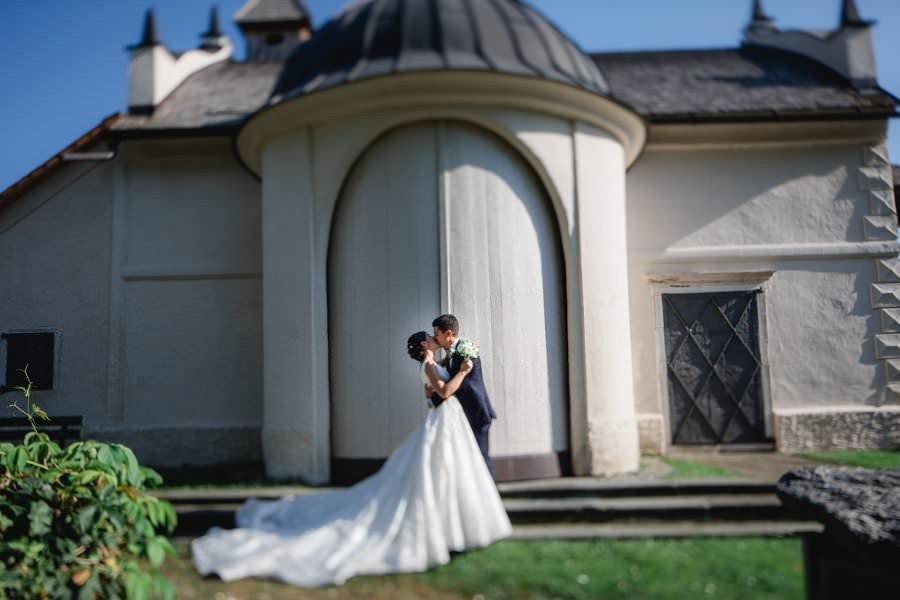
top-left (434, 350), bottom-right (497, 478)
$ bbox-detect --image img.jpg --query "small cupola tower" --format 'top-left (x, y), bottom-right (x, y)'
top-left (234, 0), bottom-right (313, 61)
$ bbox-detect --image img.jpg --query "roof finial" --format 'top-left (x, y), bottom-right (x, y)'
top-left (841, 0), bottom-right (874, 28)
top-left (202, 6), bottom-right (222, 38)
top-left (752, 0), bottom-right (772, 22)
top-left (746, 0), bottom-right (775, 34)
top-left (136, 8), bottom-right (160, 48)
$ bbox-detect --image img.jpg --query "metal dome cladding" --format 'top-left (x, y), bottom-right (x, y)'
top-left (270, 0), bottom-right (610, 103)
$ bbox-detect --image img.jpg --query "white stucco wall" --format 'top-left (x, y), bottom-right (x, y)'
top-left (626, 140), bottom-right (896, 451)
top-left (109, 142), bottom-right (263, 435)
top-left (0, 162), bottom-right (113, 423)
top-left (258, 104), bottom-right (641, 481)
top-left (629, 145), bottom-right (866, 252)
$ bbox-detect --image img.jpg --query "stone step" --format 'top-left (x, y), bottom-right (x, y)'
top-left (154, 478), bottom-right (776, 505)
top-left (510, 520), bottom-right (824, 540)
top-left (168, 493), bottom-right (788, 535)
top-left (503, 494), bottom-right (783, 523)
top-left (497, 478), bottom-right (775, 499)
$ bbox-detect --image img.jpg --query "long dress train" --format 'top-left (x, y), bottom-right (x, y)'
top-left (191, 364), bottom-right (511, 587)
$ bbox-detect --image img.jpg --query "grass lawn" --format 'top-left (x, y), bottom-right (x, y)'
top-left (166, 537), bottom-right (804, 599)
top-left (799, 449), bottom-right (900, 469)
top-left (662, 457), bottom-right (739, 479)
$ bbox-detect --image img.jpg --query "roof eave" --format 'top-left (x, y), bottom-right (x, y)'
top-left (647, 108), bottom-right (897, 125)
top-left (0, 113), bottom-right (121, 211)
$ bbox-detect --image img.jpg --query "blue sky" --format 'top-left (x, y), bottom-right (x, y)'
top-left (0, 0), bottom-right (897, 191)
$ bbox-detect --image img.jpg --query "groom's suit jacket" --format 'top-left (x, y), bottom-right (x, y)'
top-left (443, 354), bottom-right (497, 430)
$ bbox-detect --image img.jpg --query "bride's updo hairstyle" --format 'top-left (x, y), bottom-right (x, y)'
top-left (406, 331), bottom-right (428, 362)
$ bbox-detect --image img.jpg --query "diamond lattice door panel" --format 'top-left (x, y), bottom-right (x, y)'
top-left (663, 291), bottom-right (767, 445)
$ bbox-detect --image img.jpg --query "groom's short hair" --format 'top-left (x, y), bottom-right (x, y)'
top-left (432, 314), bottom-right (459, 335)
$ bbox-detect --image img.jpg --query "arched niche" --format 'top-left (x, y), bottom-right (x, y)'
top-left (328, 120), bottom-right (569, 483)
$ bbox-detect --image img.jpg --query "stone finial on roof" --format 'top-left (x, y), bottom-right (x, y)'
top-left (841, 0), bottom-right (875, 28)
top-left (199, 6), bottom-right (229, 50)
top-left (133, 8), bottom-right (160, 49)
top-left (752, 0), bottom-right (772, 23)
top-left (202, 6), bottom-right (222, 38)
top-left (745, 0), bottom-right (776, 35)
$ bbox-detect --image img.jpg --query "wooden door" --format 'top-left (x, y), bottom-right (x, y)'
top-left (442, 123), bottom-right (568, 461)
top-left (329, 125), bottom-right (441, 460)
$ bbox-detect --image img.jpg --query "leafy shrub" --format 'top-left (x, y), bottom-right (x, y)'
top-left (0, 370), bottom-right (177, 599)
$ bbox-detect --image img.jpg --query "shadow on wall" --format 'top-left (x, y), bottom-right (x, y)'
top-left (627, 145), bottom-right (864, 251)
top-left (767, 259), bottom-right (883, 408)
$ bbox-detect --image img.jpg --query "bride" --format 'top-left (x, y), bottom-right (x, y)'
top-left (191, 332), bottom-right (512, 587)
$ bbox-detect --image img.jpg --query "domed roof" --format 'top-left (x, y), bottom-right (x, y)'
top-left (270, 0), bottom-right (609, 103)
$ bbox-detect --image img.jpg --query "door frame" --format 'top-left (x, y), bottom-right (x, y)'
top-left (650, 274), bottom-right (775, 447)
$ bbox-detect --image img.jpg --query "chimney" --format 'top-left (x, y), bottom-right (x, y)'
top-left (743, 0), bottom-right (879, 89)
top-left (127, 7), bottom-right (234, 115)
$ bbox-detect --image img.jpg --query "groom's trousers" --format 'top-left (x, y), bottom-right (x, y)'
top-left (474, 424), bottom-right (496, 480)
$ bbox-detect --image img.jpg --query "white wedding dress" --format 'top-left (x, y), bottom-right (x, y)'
top-left (191, 363), bottom-right (512, 587)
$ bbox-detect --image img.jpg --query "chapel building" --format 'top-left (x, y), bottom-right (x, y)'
top-left (0, 0), bottom-right (897, 483)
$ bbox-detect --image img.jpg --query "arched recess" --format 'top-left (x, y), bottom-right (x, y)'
top-left (328, 120), bottom-right (568, 483)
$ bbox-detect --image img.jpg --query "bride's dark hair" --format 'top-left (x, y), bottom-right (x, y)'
top-left (406, 331), bottom-right (428, 362)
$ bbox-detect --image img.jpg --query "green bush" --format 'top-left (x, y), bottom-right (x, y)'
top-left (0, 370), bottom-right (177, 599)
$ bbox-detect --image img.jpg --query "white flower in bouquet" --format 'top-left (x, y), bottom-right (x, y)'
top-left (453, 338), bottom-right (480, 361)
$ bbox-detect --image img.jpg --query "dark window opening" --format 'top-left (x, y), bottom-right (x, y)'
top-left (265, 32), bottom-right (284, 46)
top-left (2, 332), bottom-right (55, 392)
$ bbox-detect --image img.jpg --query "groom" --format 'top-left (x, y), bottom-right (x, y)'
top-left (430, 314), bottom-right (497, 479)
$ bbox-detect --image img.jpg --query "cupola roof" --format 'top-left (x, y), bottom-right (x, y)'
top-left (235, 0), bottom-right (310, 26)
top-left (270, 0), bottom-right (609, 104)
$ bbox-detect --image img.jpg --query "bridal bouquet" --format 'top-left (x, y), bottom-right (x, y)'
top-left (453, 338), bottom-right (480, 360)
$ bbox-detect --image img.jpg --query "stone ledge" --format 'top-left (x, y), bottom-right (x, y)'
top-left (861, 144), bottom-right (890, 167)
top-left (870, 283), bottom-right (900, 309)
top-left (863, 215), bottom-right (898, 241)
top-left (774, 409), bottom-right (900, 452)
top-left (874, 333), bottom-right (900, 358)
top-left (868, 190), bottom-right (897, 217)
top-left (858, 165), bottom-right (894, 192)
top-left (877, 258), bottom-right (900, 282)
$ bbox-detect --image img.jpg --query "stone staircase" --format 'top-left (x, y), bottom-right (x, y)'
top-left (156, 478), bottom-right (824, 540)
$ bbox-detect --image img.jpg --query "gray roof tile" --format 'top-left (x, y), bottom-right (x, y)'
top-left (592, 46), bottom-right (896, 121)
top-left (113, 61), bottom-right (282, 131)
top-left (112, 45), bottom-right (897, 134)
